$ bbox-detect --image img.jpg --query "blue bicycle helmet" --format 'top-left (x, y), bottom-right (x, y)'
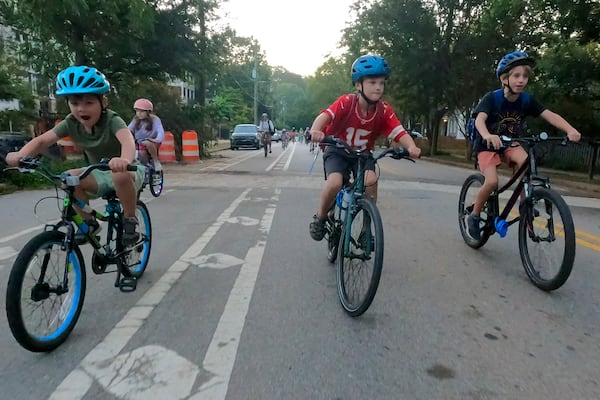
top-left (496, 51), bottom-right (535, 78)
top-left (56, 65), bottom-right (110, 96)
top-left (351, 55), bottom-right (391, 84)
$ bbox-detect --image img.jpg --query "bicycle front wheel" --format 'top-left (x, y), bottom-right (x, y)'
top-left (149, 169), bottom-right (164, 197)
top-left (6, 231), bottom-right (86, 352)
top-left (124, 200), bottom-right (152, 278)
top-left (337, 197), bottom-right (384, 317)
top-left (518, 188), bottom-right (575, 291)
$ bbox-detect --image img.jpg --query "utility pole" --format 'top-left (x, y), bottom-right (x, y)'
top-left (252, 48), bottom-right (258, 125)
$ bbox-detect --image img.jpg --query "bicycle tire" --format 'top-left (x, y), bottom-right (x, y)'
top-left (458, 173), bottom-right (491, 248)
top-left (518, 188), bottom-right (575, 291)
top-left (123, 200), bottom-right (152, 278)
top-left (6, 231), bottom-right (86, 352)
top-left (149, 169), bottom-right (164, 197)
top-left (264, 139), bottom-right (268, 157)
top-left (336, 197), bottom-right (384, 317)
top-left (327, 219), bottom-right (340, 263)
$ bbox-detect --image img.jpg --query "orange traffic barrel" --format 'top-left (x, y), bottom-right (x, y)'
top-left (57, 136), bottom-right (81, 158)
top-left (159, 131), bottom-right (176, 163)
top-left (181, 130), bottom-right (199, 163)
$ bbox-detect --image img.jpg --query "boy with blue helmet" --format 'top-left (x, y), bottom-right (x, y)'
top-left (6, 65), bottom-right (145, 246)
top-left (466, 51), bottom-right (581, 240)
top-left (309, 55), bottom-right (420, 241)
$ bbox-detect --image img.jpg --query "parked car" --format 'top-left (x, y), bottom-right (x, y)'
top-left (0, 131), bottom-right (30, 155)
top-left (272, 130), bottom-right (281, 142)
top-left (230, 124), bottom-right (261, 150)
top-left (410, 130), bottom-right (425, 139)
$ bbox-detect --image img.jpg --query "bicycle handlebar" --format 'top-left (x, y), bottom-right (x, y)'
top-left (13, 157), bottom-right (138, 186)
top-left (319, 136), bottom-right (414, 162)
top-left (500, 132), bottom-right (570, 146)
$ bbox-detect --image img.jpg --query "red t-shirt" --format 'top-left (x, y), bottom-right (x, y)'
top-left (323, 93), bottom-right (407, 150)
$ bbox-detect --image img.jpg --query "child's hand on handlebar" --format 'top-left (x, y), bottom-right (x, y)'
top-left (311, 130), bottom-right (325, 143)
top-left (108, 157), bottom-right (133, 173)
top-left (566, 128), bottom-right (581, 143)
top-left (5, 151), bottom-right (22, 167)
top-left (407, 145), bottom-right (421, 159)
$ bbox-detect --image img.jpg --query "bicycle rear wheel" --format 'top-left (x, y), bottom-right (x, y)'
top-left (149, 169), bottom-right (164, 197)
top-left (458, 173), bottom-right (492, 248)
top-left (518, 188), bottom-right (575, 291)
top-left (263, 138), bottom-right (268, 157)
top-left (336, 197), bottom-right (384, 317)
top-left (6, 231), bottom-right (86, 352)
top-left (123, 200), bottom-right (152, 278)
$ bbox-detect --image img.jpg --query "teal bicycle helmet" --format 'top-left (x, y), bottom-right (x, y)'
top-left (56, 66), bottom-right (110, 96)
top-left (351, 55), bottom-right (391, 84)
top-left (496, 51), bottom-right (535, 78)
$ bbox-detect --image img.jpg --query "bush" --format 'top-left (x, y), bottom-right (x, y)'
top-left (0, 156), bottom-right (87, 193)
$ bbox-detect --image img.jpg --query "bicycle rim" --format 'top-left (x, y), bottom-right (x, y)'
top-left (518, 188), bottom-right (575, 291)
top-left (150, 170), bottom-right (164, 197)
top-left (336, 198), bottom-right (384, 317)
top-left (6, 231), bottom-right (86, 352)
top-left (124, 201), bottom-right (152, 278)
top-left (458, 174), bottom-right (491, 248)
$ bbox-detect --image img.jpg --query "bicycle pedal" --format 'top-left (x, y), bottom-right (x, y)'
top-left (119, 277), bottom-right (137, 292)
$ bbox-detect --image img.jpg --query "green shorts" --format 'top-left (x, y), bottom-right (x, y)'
top-left (89, 165), bottom-right (146, 198)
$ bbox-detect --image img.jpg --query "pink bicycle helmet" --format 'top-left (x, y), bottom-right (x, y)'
top-left (133, 98), bottom-right (153, 112)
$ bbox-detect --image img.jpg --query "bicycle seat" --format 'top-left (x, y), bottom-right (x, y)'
top-left (102, 190), bottom-right (118, 201)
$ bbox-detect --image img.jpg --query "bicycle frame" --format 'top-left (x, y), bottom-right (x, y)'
top-left (483, 137), bottom-right (553, 236)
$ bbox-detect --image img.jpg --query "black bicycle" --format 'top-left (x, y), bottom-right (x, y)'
top-left (4, 157), bottom-right (152, 352)
top-left (458, 133), bottom-right (576, 291)
top-left (318, 136), bottom-right (413, 316)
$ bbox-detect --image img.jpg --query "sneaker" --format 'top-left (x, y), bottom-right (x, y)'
top-left (309, 214), bottom-right (326, 241)
top-left (153, 160), bottom-right (162, 171)
top-left (467, 213), bottom-right (481, 240)
top-left (75, 219), bottom-right (102, 245)
top-left (122, 216), bottom-right (140, 246)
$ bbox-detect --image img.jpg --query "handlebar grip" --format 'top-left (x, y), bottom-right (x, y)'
top-left (127, 165), bottom-right (138, 172)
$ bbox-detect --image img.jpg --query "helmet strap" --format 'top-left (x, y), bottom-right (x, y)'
top-left (357, 81), bottom-right (379, 105)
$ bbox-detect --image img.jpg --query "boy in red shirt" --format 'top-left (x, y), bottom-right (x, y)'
top-left (309, 55), bottom-right (421, 241)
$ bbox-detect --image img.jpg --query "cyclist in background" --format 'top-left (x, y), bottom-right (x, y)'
top-left (5, 66), bottom-right (144, 245)
top-left (128, 98), bottom-right (165, 171)
top-left (309, 55), bottom-right (420, 241)
top-left (258, 112), bottom-right (275, 154)
top-left (466, 51), bottom-right (581, 240)
top-left (281, 128), bottom-right (290, 149)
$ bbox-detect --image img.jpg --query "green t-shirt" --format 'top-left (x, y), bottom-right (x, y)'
top-left (54, 110), bottom-right (128, 163)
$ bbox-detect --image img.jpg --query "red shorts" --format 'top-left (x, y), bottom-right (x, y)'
top-left (477, 145), bottom-right (526, 171)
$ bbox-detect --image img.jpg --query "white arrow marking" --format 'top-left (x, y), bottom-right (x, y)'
top-left (189, 253), bottom-right (245, 270)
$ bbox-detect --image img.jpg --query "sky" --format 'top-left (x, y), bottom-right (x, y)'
top-left (218, 0), bottom-right (355, 77)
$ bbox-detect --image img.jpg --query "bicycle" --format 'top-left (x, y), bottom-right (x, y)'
top-left (458, 132), bottom-right (576, 291)
top-left (136, 142), bottom-right (164, 197)
top-left (318, 136), bottom-right (413, 316)
top-left (260, 131), bottom-right (270, 157)
top-left (4, 157), bottom-right (152, 352)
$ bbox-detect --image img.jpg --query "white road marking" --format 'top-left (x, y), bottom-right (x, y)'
top-left (283, 142), bottom-right (297, 171)
top-left (0, 246), bottom-right (18, 271)
top-left (192, 253), bottom-right (245, 270)
top-left (84, 345), bottom-right (199, 400)
top-left (191, 206), bottom-right (276, 400)
top-left (49, 188), bottom-right (251, 400)
top-left (203, 150), bottom-right (261, 171)
top-left (265, 148), bottom-right (288, 172)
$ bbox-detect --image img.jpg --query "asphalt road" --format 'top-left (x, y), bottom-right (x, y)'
top-left (1, 141), bottom-right (599, 400)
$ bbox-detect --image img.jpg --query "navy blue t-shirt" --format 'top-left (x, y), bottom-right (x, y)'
top-left (473, 91), bottom-right (545, 142)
